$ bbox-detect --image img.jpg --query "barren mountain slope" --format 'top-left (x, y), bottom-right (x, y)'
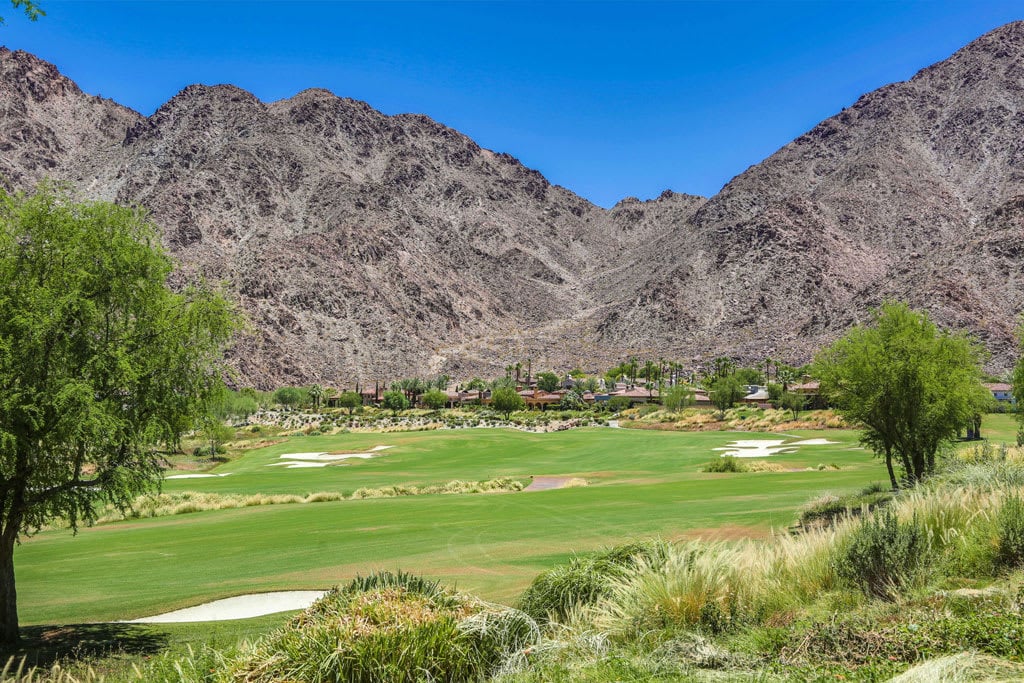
top-left (599, 21), bottom-right (1024, 371)
top-left (4, 20), bottom-right (1024, 383)
top-left (0, 48), bottom-right (706, 385)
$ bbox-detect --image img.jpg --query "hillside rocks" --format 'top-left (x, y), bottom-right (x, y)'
top-left (2, 22), bottom-right (1024, 385)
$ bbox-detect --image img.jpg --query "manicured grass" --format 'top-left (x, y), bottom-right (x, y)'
top-left (978, 412), bottom-right (1019, 444)
top-left (18, 427), bottom-right (884, 625)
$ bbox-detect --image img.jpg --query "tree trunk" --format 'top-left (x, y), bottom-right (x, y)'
top-left (0, 526), bottom-right (20, 645)
top-left (884, 446), bottom-right (899, 491)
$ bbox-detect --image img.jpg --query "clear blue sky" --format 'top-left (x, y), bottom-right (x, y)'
top-left (2, 1), bottom-right (1022, 207)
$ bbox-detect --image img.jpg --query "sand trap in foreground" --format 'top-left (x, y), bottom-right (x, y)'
top-left (127, 590), bottom-right (329, 623)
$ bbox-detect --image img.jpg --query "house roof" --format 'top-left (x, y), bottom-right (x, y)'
top-left (743, 389), bottom-right (770, 401)
top-left (790, 381), bottom-right (820, 392)
top-left (983, 383), bottom-right (1013, 392)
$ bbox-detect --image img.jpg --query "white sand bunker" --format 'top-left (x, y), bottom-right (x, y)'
top-left (164, 473), bottom-right (232, 480)
top-left (713, 438), bottom-right (838, 458)
top-left (271, 445), bottom-right (393, 469)
top-left (127, 590), bottom-right (329, 623)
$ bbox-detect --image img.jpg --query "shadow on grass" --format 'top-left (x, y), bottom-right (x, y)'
top-left (0, 623), bottom-right (167, 669)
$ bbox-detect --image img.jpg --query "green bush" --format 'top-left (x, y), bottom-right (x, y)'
top-left (607, 396), bottom-right (632, 412)
top-left (229, 570), bottom-right (538, 683)
top-left (517, 540), bottom-right (669, 623)
top-left (996, 495), bottom-right (1024, 571)
top-left (636, 403), bottom-right (660, 417)
top-left (838, 509), bottom-right (926, 599)
top-left (703, 456), bottom-right (748, 473)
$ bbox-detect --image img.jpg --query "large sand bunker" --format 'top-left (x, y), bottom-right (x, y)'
top-left (270, 445), bottom-right (393, 469)
top-left (713, 438), bottom-right (838, 458)
top-left (128, 590), bottom-right (329, 623)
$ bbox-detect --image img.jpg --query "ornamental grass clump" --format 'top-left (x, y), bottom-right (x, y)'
top-left (517, 540), bottom-right (670, 624)
top-left (228, 571), bottom-right (538, 683)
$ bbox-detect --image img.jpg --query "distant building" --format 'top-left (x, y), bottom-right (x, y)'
top-left (983, 383), bottom-right (1016, 405)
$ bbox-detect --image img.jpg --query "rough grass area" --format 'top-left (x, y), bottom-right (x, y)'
top-left (74, 478), bottom-right (524, 526)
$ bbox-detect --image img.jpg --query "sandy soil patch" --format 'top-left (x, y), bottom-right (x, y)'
top-left (524, 476), bottom-right (587, 492)
top-left (127, 590), bottom-right (329, 623)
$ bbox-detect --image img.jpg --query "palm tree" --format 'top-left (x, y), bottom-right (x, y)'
top-left (308, 384), bottom-right (325, 411)
top-left (514, 362), bottom-right (522, 384)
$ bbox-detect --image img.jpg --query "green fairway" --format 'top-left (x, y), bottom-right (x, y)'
top-left (19, 427), bottom-right (885, 625)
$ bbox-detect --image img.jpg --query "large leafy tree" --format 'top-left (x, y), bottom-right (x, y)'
top-left (0, 186), bottom-right (238, 643)
top-left (491, 387), bottom-right (525, 418)
top-left (707, 374), bottom-right (745, 416)
top-left (814, 302), bottom-right (987, 489)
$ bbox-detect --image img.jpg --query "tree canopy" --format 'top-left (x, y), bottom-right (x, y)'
top-left (1, 0), bottom-right (43, 25)
top-left (536, 371), bottom-right (560, 393)
top-left (814, 302), bottom-right (987, 489)
top-left (707, 374), bottom-right (745, 415)
top-left (491, 387), bottom-right (525, 418)
top-left (0, 186), bottom-right (238, 642)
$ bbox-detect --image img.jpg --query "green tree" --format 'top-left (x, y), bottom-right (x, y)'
top-left (536, 371), bottom-right (560, 393)
top-left (707, 374), bottom-right (745, 416)
top-left (711, 356), bottom-right (735, 378)
top-left (0, 185), bottom-right (237, 643)
top-left (273, 386), bottom-right (302, 409)
top-left (607, 395), bottom-right (632, 413)
top-left (780, 390), bottom-right (807, 420)
top-left (662, 385), bottom-right (695, 412)
top-left (199, 420), bottom-right (234, 457)
top-left (336, 391), bottom-right (362, 415)
top-left (465, 377), bottom-right (487, 403)
top-left (1012, 319), bottom-right (1024, 445)
top-left (382, 390), bottom-right (409, 415)
top-left (422, 388), bottom-right (448, 411)
top-left (1, 0), bottom-right (43, 25)
top-left (814, 302), bottom-right (987, 489)
top-left (490, 376), bottom-right (516, 391)
top-left (491, 387), bottom-right (525, 418)
top-left (308, 384), bottom-right (325, 411)
top-left (559, 390), bottom-right (586, 411)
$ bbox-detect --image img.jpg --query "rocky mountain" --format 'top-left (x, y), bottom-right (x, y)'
top-left (598, 21), bottom-right (1024, 371)
top-left (2, 21), bottom-right (1024, 386)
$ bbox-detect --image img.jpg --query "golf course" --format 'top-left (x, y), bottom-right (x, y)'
top-left (17, 424), bottom-right (888, 626)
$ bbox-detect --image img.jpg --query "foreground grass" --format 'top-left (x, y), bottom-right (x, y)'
top-left (10, 417), bottom-right (1024, 681)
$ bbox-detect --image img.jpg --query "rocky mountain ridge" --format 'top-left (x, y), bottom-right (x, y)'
top-left (2, 21), bottom-right (1023, 386)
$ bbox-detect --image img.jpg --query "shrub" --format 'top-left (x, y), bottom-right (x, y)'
top-left (229, 571), bottom-right (538, 683)
top-left (996, 495), bottom-right (1024, 571)
top-left (607, 396), bottom-right (632, 413)
top-left (517, 540), bottom-right (669, 623)
top-left (703, 456), bottom-right (748, 473)
top-left (838, 509), bottom-right (926, 599)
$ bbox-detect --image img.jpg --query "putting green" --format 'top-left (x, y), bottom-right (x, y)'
top-left (19, 426), bottom-right (883, 624)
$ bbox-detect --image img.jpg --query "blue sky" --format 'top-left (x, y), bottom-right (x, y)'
top-left (2, 1), bottom-right (1022, 207)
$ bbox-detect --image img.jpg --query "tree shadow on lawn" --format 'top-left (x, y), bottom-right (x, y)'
top-left (0, 623), bottom-right (167, 669)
